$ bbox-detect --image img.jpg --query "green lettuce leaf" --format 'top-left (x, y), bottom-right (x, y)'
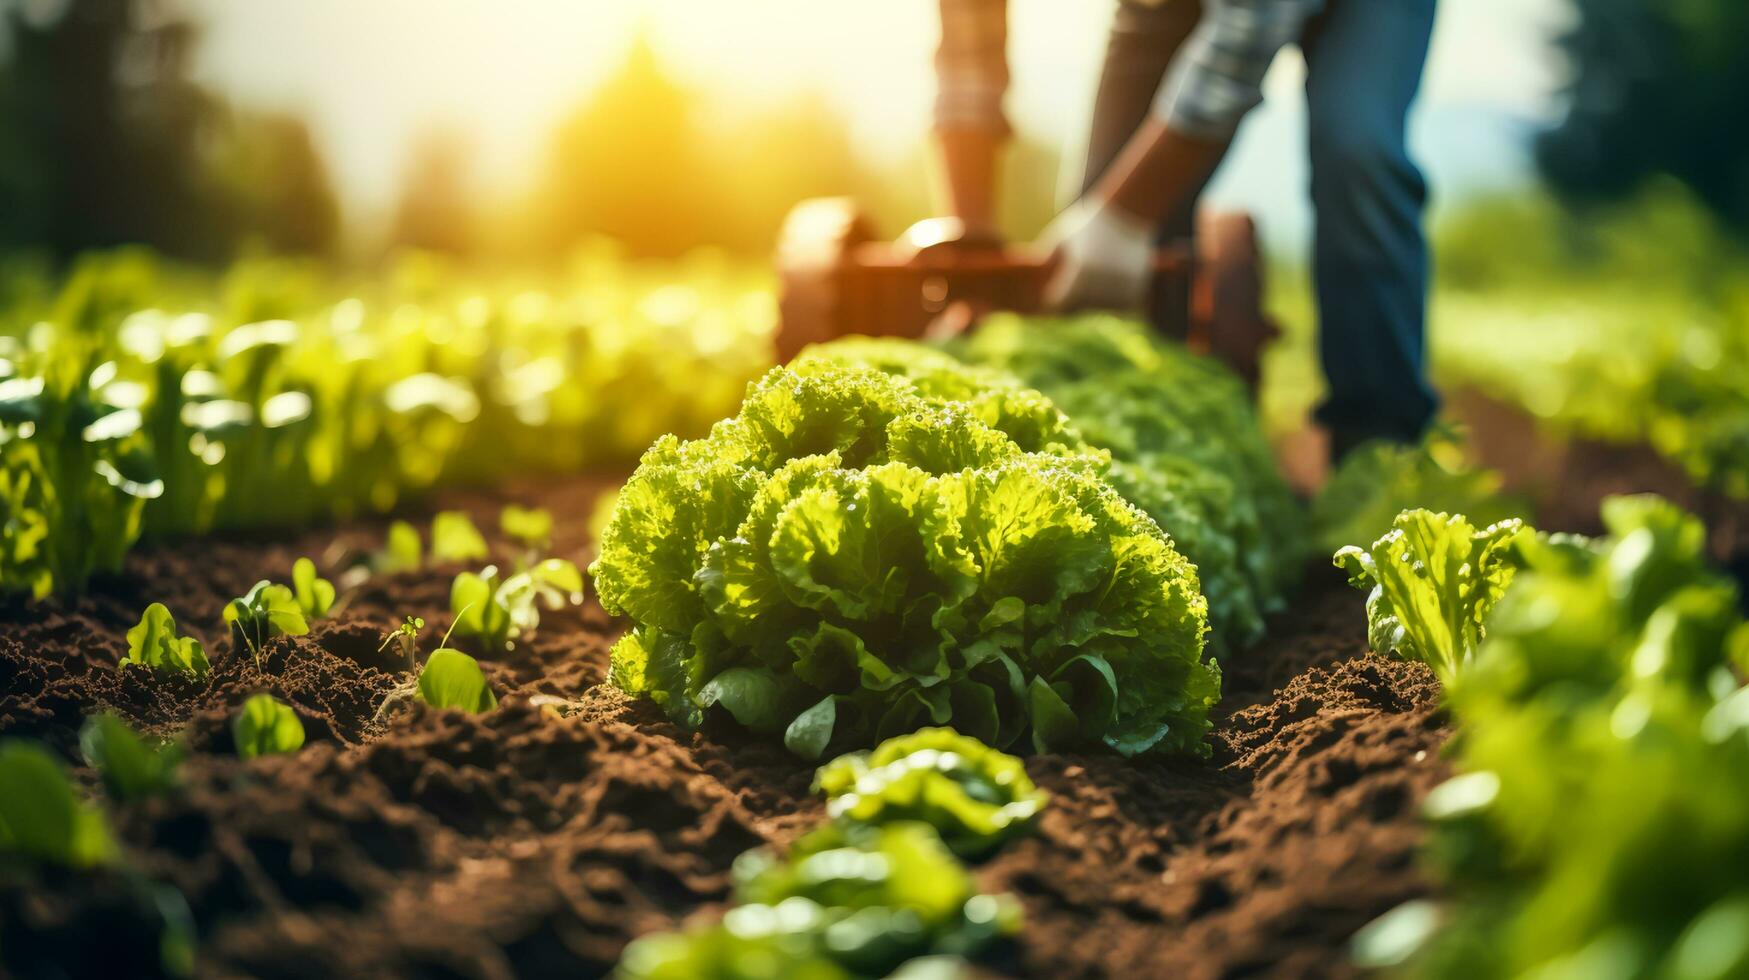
top-left (122, 602), bottom-right (210, 679)
top-left (1408, 495), bottom-right (1749, 979)
top-left (417, 648), bottom-right (498, 713)
top-left (618, 821), bottom-right (1019, 980)
top-left (0, 740), bottom-right (117, 868)
top-left (815, 727), bottom-right (1048, 858)
top-left (232, 694), bottom-right (305, 760)
top-left (1334, 510), bottom-right (1529, 683)
top-left (946, 316), bottom-right (1302, 656)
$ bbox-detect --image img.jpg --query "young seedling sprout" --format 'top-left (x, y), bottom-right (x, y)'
top-left (378, 615), bottom-right (425, 674)
top-left (374, 610), bottom-right (473, 721)
top-left (430, 511), bottom-right (489, 563)
top-left (291, 557), bottom-right (335, 619)
top-left (224, 580), bottom-right (309, 667)
top-left (448, 560), bottom-right (583, 653)
top-left (501, 504), bottom-right (554, 566)
top-left (373, 520), bottom-right (423, 575)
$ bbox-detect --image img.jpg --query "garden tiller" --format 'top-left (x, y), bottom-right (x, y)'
top-left (774, 198), bottom-right (1278, 389)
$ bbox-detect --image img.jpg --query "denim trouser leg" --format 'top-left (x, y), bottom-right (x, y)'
top-left (1303, 0), bottom-right (1439, 452)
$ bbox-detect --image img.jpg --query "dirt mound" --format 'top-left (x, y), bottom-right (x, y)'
top-left (983, 605), bottom-right (1448, 980)
top-left (128, 697), bottom-right (786, 978)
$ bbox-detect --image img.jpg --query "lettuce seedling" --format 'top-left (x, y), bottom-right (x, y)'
top-left (379, 615), bottom-right (425, 673)
top-left (620, 821), bottom-right (1020, 980)
top-left (291, 557), bottom-right (334, 619)
top-left (449, 559), bottom-right (583, 653)
top-left (735, 822), bottom-right (1020, 969)
top-left (416, 648), bottom-right (497, 713)
top-left (224, 580), bottom-right (309, 664)
top-left (0, 739), bottom-right (115, 868)
top-left (1335, 510), bottom-right (1529, 683)
top-left (814, 727), bottom-right (1048, 858)
top-left (614, 923), bottom-right (850, 979)
top-left (430, 510), bottom-right (488, 562)
top-left (79, 713), bottom-right (183, 801)
top-left (376, 520), bottom-right (423, 574)
top-left (0, 348), bottom-right (164, 597)
top-left (232, 694), bottom-right (304, 759)
top-left (122, 602), bottom-right (210, 679)
top-left (30, 714), bottom-right (196, 972)
top-left (500, 504), bottom-right (553, 553)
top-left (591, 360), bottom-right (1213, 759)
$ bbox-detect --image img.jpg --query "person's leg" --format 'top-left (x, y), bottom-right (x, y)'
top-left (1302, 0), bottom-right (1438, 457)
top-left (1082, 0), bottom-right (1206, 243)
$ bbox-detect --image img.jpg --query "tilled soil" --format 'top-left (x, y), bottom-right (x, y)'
top-left (3, 415), bottom-right (1738, 979)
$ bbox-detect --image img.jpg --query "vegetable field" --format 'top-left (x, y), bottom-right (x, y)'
top-left (2, 255), bottom-right (1748, 980)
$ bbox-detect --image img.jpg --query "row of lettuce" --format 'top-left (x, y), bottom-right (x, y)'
top-left (588, 307), bottom-right (1749, 976)
top-left (0, 249), bottom-right (773, 597)
top-left (1340, 497), bottom-right (1749, 978)
top-left (1435, 281), bottom-right (1749, 500)
top-left (1, 314), bottom-right (1298, 978)
top-left (590, 317), bottom-right (1301, 762)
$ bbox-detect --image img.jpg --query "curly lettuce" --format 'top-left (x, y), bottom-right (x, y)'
top-left (1389, 496), bottom-right (1749, 979)
top-left (1334, 509), bottom-right (1530, 683)
top-left (591, 361), bottom-right (1215, 759)
top-left (617, 822), bottom-right (1019, 980)
top-left (947, 315), bottom-right (1301, 653)
top-left (814, 727), bottom-right (1048, 857)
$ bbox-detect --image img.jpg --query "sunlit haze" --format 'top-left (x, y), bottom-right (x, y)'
top-left (190, 0), bottom-right (1570, 249)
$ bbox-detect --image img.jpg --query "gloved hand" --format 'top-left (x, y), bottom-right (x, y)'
top-left (1041, 197), bottom-right (1155, 313)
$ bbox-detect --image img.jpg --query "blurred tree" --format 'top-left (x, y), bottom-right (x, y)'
top-left (1540, 0), bottom-right (1749, 235)
top-left (214, 111), bottom-right (341, 257)
top-left (520, 35), bottom-right (1009, 258)
top-left (390, 128), bottom-right (479, 256)
top-left (0, 0), bottom-right (339, 262)
top-left (0, 0), bottom-right (228, 259)
top-left (525, 33), bottom-right (727, 258)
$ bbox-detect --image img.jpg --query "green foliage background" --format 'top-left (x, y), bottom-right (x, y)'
top-left (1539, 0), bottom-right (1749, 237)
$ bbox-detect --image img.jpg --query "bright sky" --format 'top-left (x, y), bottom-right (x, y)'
top-left (187, 0), bottom-right (1574, 243)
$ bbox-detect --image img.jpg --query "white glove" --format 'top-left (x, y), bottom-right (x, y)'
top-left (1041, 198), bottom-right (1155, 314)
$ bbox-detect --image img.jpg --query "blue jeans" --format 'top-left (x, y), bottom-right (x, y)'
top-left (1084, 0), bottom-right (1439, 453)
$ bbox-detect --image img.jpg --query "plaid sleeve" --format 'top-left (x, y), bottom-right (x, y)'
top-left (1154, 0), bottom-right (1323, 140)
top-left (936, 0), bottom-right (1011, 134)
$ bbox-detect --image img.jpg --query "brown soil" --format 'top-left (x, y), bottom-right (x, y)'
top-left (3, 406), bottom-right (1743, 979)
